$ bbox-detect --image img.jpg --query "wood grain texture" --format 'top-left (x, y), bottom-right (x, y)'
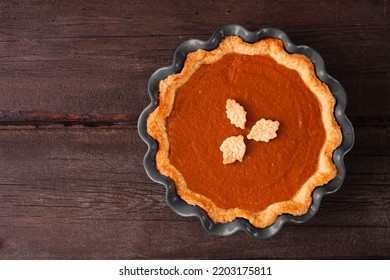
top-left (0, 125), bottom-right (389, 259)
top-left (0, 0), bottom-right (389, 121)
top-left (0, 0), bottom-right (389, 259)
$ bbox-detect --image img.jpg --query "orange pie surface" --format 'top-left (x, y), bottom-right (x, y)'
top-left (147, 37), bottom-right (342, 228)
top-left (167, 53), bottom-right (325, 212)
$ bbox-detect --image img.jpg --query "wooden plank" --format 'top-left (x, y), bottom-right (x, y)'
top-left (0, 125), bottom-right (389, 259)
top-left (0, 110), bottom-right (134, 125)
top-left (0, 220), bottom-right (388, 259)
top-left (0, 0), bottom-right (388, 39)
top-left (0, 125), bottom-right (388, 223)
top-left (351, 123), bottom-right (390, 156)
top-left (0, 1), bottom-right (388, 121)
top-left (0, 35), bottom-right (387, 121)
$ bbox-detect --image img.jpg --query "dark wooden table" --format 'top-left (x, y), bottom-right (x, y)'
top-left (0, 0), bottom-right (389, 259)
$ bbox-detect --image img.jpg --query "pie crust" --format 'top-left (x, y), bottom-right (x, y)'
top-left (147, 36), bottom-right (342, 228)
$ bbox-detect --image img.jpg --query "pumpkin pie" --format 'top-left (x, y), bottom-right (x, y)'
top-left (147, 36), bottom-right (342, 228)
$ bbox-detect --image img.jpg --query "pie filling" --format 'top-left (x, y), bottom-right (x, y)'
top-left (167, 53), bottom-right (325, 212)
top-left (147, 37), bottom-right (342, 228)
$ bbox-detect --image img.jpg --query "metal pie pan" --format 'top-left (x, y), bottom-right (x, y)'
top-left (138, 25), bottom-right (354, 239)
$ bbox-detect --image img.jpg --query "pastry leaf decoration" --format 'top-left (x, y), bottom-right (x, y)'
top-left (219, 135), bottom-right (246, 164)
top-left (247, 118), bottom-right (280, 142)
top-left (221, 99), bottom-right (279, 164)
top-left (226, 98), bottom-right (247, 129)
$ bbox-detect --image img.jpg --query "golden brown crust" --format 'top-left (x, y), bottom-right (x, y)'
top-left (147, 36), bottom-right (342, 228)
